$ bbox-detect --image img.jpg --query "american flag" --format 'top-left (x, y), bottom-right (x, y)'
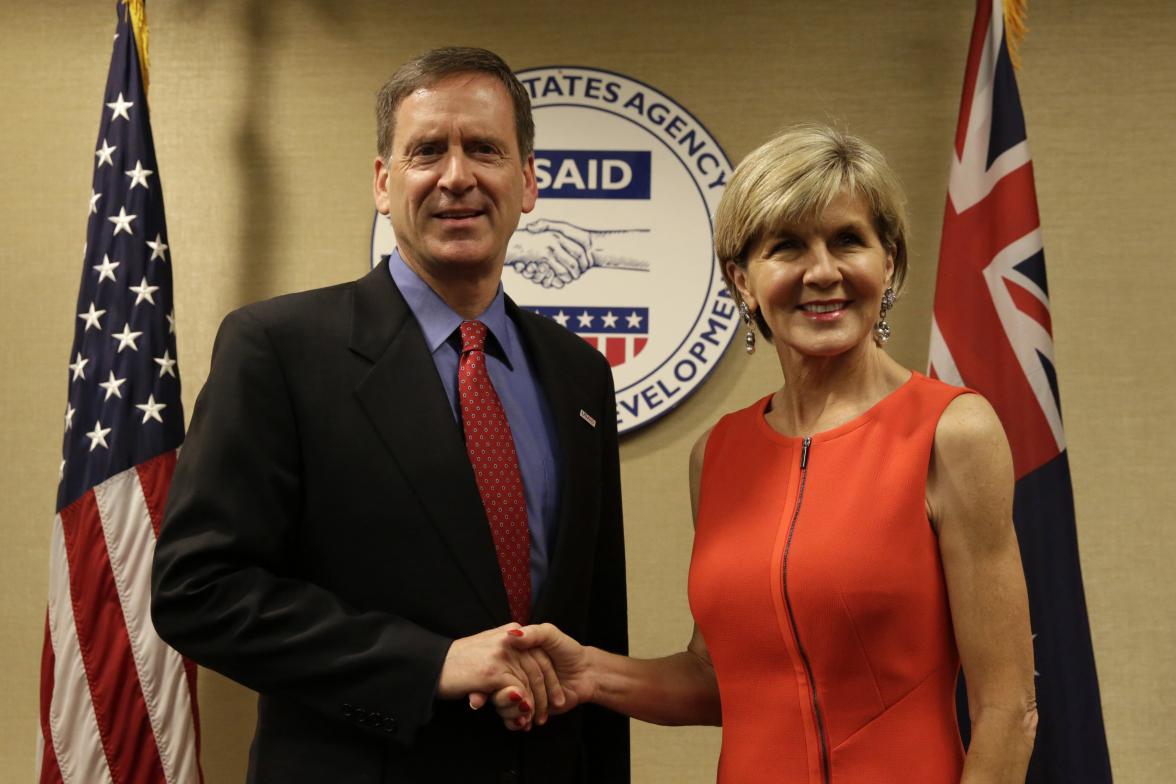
top-left (38, 2), bottom-right (202, 782)
top-left (929, 1), bottom-right (1112, 780)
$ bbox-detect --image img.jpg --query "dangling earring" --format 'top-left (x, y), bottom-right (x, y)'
top-left (739, 300), bottom-right (756, 354)
top-left (874, 287), bottom-right (896, 346)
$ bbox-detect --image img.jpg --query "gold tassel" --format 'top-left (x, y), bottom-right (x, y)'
top-left (1003, 0), bottom-right (1028, 72)
top-left (122, 0), bottom-right (150, 94)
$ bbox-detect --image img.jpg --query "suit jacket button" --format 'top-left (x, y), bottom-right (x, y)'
top-left (342, 703), bottom-right (353, 719)
top-left (382, 716), bottom-right (397, 733)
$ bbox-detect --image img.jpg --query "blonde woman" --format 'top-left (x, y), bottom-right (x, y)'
top-left (498, 125), bottom-right (1036, 783)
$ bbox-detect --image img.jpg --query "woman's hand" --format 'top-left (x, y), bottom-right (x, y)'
top-left (476, 624), bottom-right (596, 731)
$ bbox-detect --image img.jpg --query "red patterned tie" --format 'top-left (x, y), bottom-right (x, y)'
top-left (457, 320), bottom-right (531, 624)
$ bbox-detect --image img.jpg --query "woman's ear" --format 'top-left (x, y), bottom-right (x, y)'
top-left (725, 261), bottom-right (755, 311)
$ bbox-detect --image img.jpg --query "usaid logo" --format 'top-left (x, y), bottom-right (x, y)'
top-left (537, 150), bottom-right (651, 199)
top-left (373, 66), bottom-right (735, 434)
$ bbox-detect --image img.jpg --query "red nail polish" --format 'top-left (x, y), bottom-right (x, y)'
top-left (508, 692), bottom-right (522, 703)
top-left (515, 717), bottom-right (526, 728)
top-left (519, 701), bottom-right (531, 713)
top-left (507, 629), bottom-right (524, 637)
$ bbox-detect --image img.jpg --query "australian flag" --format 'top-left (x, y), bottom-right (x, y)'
top-left (528, 305), bottom-right (649, 368)
top-left (928, 1), bottom-right (1112, 781)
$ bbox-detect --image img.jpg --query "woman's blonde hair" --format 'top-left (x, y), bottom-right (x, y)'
top-left (714, 124), bottom-right (909, 337)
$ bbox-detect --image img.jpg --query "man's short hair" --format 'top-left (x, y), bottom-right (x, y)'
top-left (376, 47), bottom-right (535, 162)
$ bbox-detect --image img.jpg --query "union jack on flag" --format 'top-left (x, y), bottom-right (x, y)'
top-left (38, 2), bottom-right (202, 782)
top-left (529, 305), bottom-right (649, 368)
top-left (929, 1), bottom-right (1111, 781)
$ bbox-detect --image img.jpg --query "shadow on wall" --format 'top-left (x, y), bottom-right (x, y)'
top-left (181, 0), bottom-right (357, 308)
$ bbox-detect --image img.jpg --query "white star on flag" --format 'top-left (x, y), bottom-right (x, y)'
top-left (112, 322), bottom-right (143, 352)
top-left (106, 92), bottom-right (133, 121)
top-left (166, 310), bottom-right (176, 334)
top-left (154, 349), bottom-right (178, 378)
top-left (125, 160), bottom-right (153, 190)
top-left (577, 310), bottom-right (595, 328)
top-left (135, 394), bottom-right (167, 424)
top-left (64, 404), bottom-right (75, 431)
top-left (69, 352), bottom-right (89, 381)
top-left (146, 234), bottom-right (168, 262)
top-left (108, 206), bottom-right (137, 236)
top-left (130, 276), bottom-right (159, 305)
top-left (78, 302), bottom-right (106, 331)
top-left (95, 138), bottom-right (116, 167)
top-left (89, 190), bottom-right (102, 214)
top-left (98, 371), bottom-right (127, 401)
top-left (85, 420), bottom-right (113, 451)
top-left (626, 311), bottom-right (643, 328)
top-left (601, 311), bottom-right (618, 328)
top-left (553, 310), bottom-right (569, 327)
top-left (93, 254), bottom-right (120, 283)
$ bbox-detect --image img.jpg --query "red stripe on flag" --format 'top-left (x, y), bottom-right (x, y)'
top-left (581, 336), bottom-right (598, 350)
top-left (136, 450), bottom-right (177, 537)
top-left (38, 748), bottom-right (64, 784)
top-left (183, 655), bottom-right (205, 775)
top-left (1004, 279), bottom-right (1053, 334)
top-left (38, 612), bottom-right (65, 784)
top-left (136, 451), bottom-right (205, 771)
top-left (60, 491), bottom-right (167, 784)
top-left (605, 337), bottom-right (626, 367)
top-left (633, 337), bottom-right (647, 357)
top-left (955, 0), bottom-right (993, 157)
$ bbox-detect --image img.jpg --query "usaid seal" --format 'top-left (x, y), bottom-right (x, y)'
top-left (372, 66), bottom-right (736, 434)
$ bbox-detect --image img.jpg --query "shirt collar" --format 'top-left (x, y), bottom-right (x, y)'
top-left (387, 249), bottom-right (516, 363)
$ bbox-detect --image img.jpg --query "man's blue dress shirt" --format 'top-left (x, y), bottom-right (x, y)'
top-left (388, 251), bottom-right (560, 606)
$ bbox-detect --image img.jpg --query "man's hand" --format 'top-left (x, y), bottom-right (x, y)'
top-left (488, 623), bottom-right (596, 731)
top-left (438, 625), bottom-right (565, 731)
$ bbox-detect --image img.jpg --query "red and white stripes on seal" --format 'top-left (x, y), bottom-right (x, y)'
top-left (38, 451), bottom-right (202, 784)
top-left (579, 335), bottom-right (648, 368)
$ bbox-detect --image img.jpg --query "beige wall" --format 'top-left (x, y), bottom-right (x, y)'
top-left (3, 1), bottom-right (1173, 780)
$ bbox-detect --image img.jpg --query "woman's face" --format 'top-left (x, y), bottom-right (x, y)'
top-left (729, 190), bottom-right (894, 360)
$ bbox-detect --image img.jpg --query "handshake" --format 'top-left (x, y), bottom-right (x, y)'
top-left (508, 220), bottom-right (650, 289)
top-left (436, 622), bottom-right (592, 732)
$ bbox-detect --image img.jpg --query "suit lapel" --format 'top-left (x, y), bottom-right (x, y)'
top-left (510, 301), bottom-right (600, 623)
top-left (350, 262), bottom-right (510, 623)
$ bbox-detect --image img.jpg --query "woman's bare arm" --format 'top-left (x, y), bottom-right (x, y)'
top-left (502, 428), bottom-right (721, 727)
top-left (929, 394), bottom-right (1037, 782)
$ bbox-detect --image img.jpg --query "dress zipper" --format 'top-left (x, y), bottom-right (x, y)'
top-left (782, 436), bottom-right (831, 784)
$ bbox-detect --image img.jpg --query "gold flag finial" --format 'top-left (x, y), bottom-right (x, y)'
top-left (1003, 0), bottom-right (1028, 71)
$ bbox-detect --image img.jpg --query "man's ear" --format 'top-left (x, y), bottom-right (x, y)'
top-left (373, 157), bottom-right (391, 215)
top-left (521, 153), bottom-right (538, 215)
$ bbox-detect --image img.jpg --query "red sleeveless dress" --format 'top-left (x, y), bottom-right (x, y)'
top-left (688, 373), bottom-right (969, 783)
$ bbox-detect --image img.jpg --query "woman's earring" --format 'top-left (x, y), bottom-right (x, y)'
top-left (874, 287), bottom-right (896, 346)
top-left (739, 300), bottom-right (756, 354)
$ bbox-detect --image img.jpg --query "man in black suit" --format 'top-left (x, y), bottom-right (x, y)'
top-left (151, 47), bottom-right (628, 783)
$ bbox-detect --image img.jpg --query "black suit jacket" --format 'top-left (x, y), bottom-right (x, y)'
top-left (152, 261), bottom-right (629, 783)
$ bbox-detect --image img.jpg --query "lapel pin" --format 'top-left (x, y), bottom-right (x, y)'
top-left (579, 409), bottom-right (597, 428)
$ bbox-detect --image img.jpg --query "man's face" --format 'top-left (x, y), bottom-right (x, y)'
top-left (373, 73), bottom-right (537, 284)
